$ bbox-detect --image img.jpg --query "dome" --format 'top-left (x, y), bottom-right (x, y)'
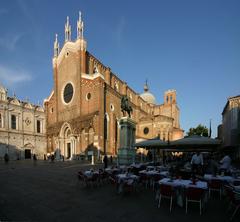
top-left (140, 91), bottom-right (156, 104)
top-left (140, 81), bottom-right (156, 104)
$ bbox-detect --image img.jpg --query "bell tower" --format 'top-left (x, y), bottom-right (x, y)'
top-left (164, 89), bottom-right (176, 105)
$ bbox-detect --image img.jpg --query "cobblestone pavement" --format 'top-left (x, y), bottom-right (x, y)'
top-left (0, 160), bottom-right (238, 222)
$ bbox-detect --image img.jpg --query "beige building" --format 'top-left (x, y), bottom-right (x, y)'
top-left (44, 13), bottom-right (184, 159)
top-left (221, 95), bottom-right (240, 158)
top-left (0, 85), bottom-right (46, 160)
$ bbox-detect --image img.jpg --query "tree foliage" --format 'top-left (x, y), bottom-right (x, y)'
top-left (187, 124), bottom-right (209, 137)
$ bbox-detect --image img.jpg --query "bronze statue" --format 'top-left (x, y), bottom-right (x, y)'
top-left (121, 95), bottom-right (133, 118)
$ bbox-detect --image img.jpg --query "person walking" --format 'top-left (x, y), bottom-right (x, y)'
top-left (4, 153), bottom-right (9, 164)
top-left (103, 155), bottom-right (108, 169)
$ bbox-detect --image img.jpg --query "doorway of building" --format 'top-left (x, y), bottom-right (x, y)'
top-left (25, 149), bottom-right (31, 159)
top-left (67, 143), bottom-right (71, 159)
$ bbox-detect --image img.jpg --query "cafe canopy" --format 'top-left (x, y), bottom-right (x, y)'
top-left (169, 135), bottom-right (221, 152)
top-left (134, 135), bottom-right (221, 152)
top-left (134, 136), bottom-right (168, 149)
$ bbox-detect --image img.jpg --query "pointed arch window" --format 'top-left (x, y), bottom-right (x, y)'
top-left (104, 113), bottom-right (109, 140)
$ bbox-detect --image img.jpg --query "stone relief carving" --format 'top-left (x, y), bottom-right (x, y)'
top-left (25, 118), bottom-right (31, 126)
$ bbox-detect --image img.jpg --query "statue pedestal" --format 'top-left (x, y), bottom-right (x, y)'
top-left (117, 117), bottom-right (136, 165)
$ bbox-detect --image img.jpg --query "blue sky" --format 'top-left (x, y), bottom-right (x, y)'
top-left (0, 0), bottom-right (239, 137)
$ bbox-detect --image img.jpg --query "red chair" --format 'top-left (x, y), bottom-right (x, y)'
top-left (90, 173), bottom-right (99, 187)
top-left (139, 173), bottom-right (149, 189)
top-left (227, 189), bottom-right (240, 221)
top-left (158, 184), bottom-right (174, 212)
top-left (77, 171), bottom-right (84, 180)
top-left (208, 179), bottom-right (222, 199)
top-left (123, 179), bottom-right (135, 193)
top-left (77, 171), bottom-right (86, 187)
top-left (152, 174), bottom-right (162, 190)
top-left (185, 187), bottom-right (205, 215)
top-left (109, 176), bottom-right (117, 186)
top-left (223, 185), bottom-right (234, 204)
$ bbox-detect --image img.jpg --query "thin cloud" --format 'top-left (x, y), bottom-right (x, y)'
top-left (0, 33), bottom-right (23, 51)
top-left (0, 65), bottom-right (32, 87)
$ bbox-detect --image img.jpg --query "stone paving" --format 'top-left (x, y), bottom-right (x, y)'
top-left (0, 160), bottom-right (238, 222)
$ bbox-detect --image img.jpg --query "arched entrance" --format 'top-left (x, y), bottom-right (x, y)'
top-left (23, 143), bottom-right (34, 159)
top-left (59, 122), bottom-right (76, 160)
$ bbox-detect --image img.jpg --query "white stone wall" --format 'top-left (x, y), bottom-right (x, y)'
top-left (0, 86), bottom-right (47, 160)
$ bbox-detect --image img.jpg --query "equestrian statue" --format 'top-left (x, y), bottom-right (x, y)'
top-left (121, 95), bottom-right (133, 118)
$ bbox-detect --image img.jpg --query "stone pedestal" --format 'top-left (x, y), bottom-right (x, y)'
top-left (117, 117), bottom-right (136, 165)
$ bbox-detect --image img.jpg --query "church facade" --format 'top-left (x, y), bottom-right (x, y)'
top-left (0, 85), bottom-right (46, 160)
top-left (44, 13), bottom-right (184, 159)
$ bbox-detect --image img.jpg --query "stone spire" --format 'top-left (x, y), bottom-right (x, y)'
top-left (54, 34), bottom-right (59, 57)
top-left (144, 79), bottom-right (149, 92)
top-left (77, 11), bottom-right (84, 39)
top-left (65, 16), bottom-right (71, 42)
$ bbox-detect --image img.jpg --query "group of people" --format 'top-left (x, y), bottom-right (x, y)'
top-left (190, 151), bottom-right (232, 176)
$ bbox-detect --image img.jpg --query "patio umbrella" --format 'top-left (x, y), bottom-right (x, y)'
top-left (134, 136), bottom-right (168, 149)
top-left (134, 136), bottom-right (169, 165)
top-left (169, 135), bottom-right (221, 152)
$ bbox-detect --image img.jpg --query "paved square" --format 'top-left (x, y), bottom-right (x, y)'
top-left (0, 160), bottom-right (237, 221)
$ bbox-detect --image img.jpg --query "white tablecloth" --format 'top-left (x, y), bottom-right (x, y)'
top-left (204, 174), bottom-right (234, 183)
top-left (159, 178), bottom-right (208, 189)
top-left (139, 170), bottom-right (168, 177)
top-left (117, 173), bottom-right (138, 181)
top-left (84, 170), bottom-right (99, 178)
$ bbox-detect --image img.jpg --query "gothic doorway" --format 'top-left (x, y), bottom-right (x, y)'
top-left (59, 122), bottom-right (76, 160)
top-left (67, 142), bottom-right (71, 159)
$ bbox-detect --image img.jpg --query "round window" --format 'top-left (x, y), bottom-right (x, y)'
top-left (143, 127), bottom-right (149, 135)
top-left (86, 93), bottom-right (91, 100)
top-left (110, 104), bottom-right (114, 111)
top-left (63, 83), bottom-right (74, 103)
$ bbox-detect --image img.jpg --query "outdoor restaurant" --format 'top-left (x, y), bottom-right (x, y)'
top-left (77, 135), bottom-right (240, 221)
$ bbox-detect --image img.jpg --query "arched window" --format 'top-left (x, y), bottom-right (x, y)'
top-left (114, 82), bottom-right (119, 91)
top-left (114, 119), bottom-right (118, 155)
top-left (89, 128), bottom-right (94, 145)
top-left (81, 129), bottom-right (86, 151)
top-left (104, 113), bottom-right (109, 140)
